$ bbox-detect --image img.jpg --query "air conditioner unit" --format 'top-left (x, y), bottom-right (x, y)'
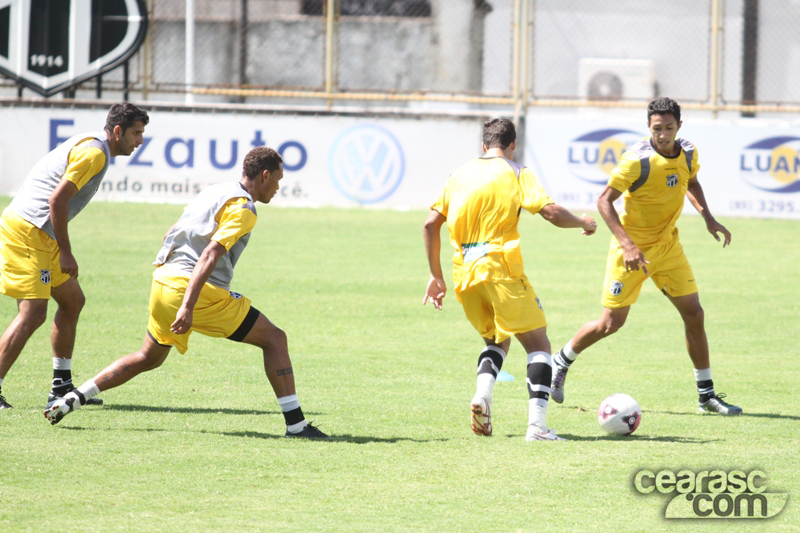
top-left (578, 58), bottom-right (655, 101)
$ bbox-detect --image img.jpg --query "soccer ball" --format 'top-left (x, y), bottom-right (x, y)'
top-left (597, 394), bottom-right (641, 435)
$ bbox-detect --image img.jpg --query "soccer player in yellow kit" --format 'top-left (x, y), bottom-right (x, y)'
top-left (0, 103), bottom-right (148, 410)
top-left (424, 118), bottom-right (596, 441)
top-left (45, 147), bottom-right (328, 438)
top-left (551, 97), bottom-right (742, 416)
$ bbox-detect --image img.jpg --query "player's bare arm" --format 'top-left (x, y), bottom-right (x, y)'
top-left (171, 240), bottom-right (228, 334)
top-left (49, 179), bottom-right (80, 278)
top-left (537, 204), bottom-right (597, 235)
top-left (597, 185), bottom-right (649, 274)
top-left (686, 177), bottom-right (731, 247)
top-left (423, 209), bottom-right (447, 310)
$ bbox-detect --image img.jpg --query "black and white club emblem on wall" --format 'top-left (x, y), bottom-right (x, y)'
top-left (0, 0), bottom-right (147, 96)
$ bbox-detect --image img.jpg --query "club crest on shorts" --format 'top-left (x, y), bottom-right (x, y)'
top-left (609, 280), bottom-right (623, 296)
top-left (666, 174), bottom-right (678, 187)
top-left (40, 269), bottom-right (50, 284)
top-left (229, 291), bottom-right (243, 299)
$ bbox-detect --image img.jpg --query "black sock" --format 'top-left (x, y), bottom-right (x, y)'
top-left (527, 360), bottom-right (552, 403)
top-left (283, 407), bottom-right (305, 427)
top-left (51, 369), bottom-right (73, 397)
top-left (554, 350), bottom-right (572, 369)
top-left (697, 379), bottom-right (715, 403)
top-left (477, 348), bottom-right (504, 378)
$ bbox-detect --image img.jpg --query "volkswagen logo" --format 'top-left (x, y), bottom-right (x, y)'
top-left (329, 124), bottom-right (405, 204)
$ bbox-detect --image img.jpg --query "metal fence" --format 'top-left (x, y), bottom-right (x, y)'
top-left (3, 0), bottom-right (799, 113)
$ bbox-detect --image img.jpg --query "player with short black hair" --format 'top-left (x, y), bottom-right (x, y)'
top-left (423, 118), bottom-right (596, 441)
top-left (45, 147), bottom-right (329, 439)
top-left (0, 102), bottom-right (149, 410)
top-left (104, 102), bottom-right (150, 135)
top-left (550, 97), bottom-right (742, 416)
top-left (482, 118), bottom-right (517, 150)
top-left (647, 96), bottom-right (681, 123)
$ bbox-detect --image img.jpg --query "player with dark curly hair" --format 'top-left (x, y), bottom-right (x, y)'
top-left (45, 147), bottom-right (329, 439)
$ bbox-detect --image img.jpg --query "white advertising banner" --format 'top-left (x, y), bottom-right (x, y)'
top-left (0, 107), bottom-right (480, 209)
top-left (1, 107), bottom-right (799, 219)
top-left (526, 115), bottom-right (800, 220)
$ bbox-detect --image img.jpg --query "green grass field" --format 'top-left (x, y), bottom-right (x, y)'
top-left (0, 198), bottom-right (798, 532)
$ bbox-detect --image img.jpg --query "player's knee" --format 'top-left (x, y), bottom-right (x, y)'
top-left (269, 326), bottom-right (288, 348)
top-left (137, 350), bottom-right (167, 371)
top-left (20, 305), bottom-right (48, 331)
top-left (683, 304), bottom-right (704, 328)
top-left (600, 316), bottom-right (626, 336)
top-left (257, 324), bottom-right (287, 351)
top-left (60, 290), bottom-right (86, 317)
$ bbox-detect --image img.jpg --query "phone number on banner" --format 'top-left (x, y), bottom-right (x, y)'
top-left (730, 199), bottom-right (800, 214)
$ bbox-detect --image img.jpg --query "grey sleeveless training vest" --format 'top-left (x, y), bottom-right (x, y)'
top-left (154, 181), bottom-right (256, 290)
top-left (9, 131), bottom-right (111, 240)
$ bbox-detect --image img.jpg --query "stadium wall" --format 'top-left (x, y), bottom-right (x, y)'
top-left (0, 105), bottom-right (798, 219)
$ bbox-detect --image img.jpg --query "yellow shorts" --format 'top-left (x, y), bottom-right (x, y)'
top-left (456, 274), bottom-right (547, 343)
top-left (147, 268), bottom-right (253, 354)
top-left (0, 210), bottom-right (71, 299)
top-left (601, 232), bottom-right (697, 309)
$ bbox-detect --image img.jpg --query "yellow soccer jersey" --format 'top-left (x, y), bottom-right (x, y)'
top-left (608, 137), bottom-right (699, 246)
top-left (64, 139), bottom-right (107, 190)
top-left (432, 156), bottom-right (553, 292)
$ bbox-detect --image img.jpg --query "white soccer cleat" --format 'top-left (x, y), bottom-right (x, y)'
top-left (525, 425), bottom-right (565, 441)
top-left (470, 397), bottom-right (492, 436)
top-left (44, 392), bottom-right (82, 425)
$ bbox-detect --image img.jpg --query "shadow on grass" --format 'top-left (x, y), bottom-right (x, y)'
top-left (645, 410), bottom-right (800, 422)
top-left (219, 431), bottom-right (450, 444)
top-left (500, 433), bottom-right (718, 443)
top-left (560, 404), bottom-right (800, 422)
top-left (60, 426), bottom-right (449, 444)
top-left (100, 403), bottom-right (315, 416)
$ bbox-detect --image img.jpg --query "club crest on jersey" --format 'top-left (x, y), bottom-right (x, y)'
top-left (0, 0), bottom-right (148, 97)
top-left (609, 281), bottom-right (623, 296)
top-left (536, 297), bottom-right (543, 310)
top-left (40, 269), bottom-right (50, 285)
top-left (229, 291), bottom-right (243, 299)
top-left (666, 174), bottom-right (679, 187)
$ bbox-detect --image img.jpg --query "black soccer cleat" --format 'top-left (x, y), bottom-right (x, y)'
top-left (285, 422), bottom-right (329, 439)
top-left (0, 389), bottom-right (12, 409)
top-left (699, 393), bottom-right (742, 416)
top-left (46, 388), bottom-right (103, 410)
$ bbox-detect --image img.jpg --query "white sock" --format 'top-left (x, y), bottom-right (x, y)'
top-left (278, 394), bottom-right (301, 412)
top-left (562, 341), bottom-right (579, 362)
top-left (528, 401), bottom-right (547, 430)
top-left (53, 357), bottom-right (72, 370)
top-left (278, 395), bottom-right (307, 433)
top-left (287, 420), bottom-right (308, 433)
top-left (694, 367), bottom-right (712, 381)
top-left (77, 380), bottom-right (100, 401)
top-left (473, 345), bottom-right (506, 402)
top-left (474, 374), bottom-right (496, 403)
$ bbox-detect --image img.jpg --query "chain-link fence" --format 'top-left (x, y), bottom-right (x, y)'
top-left (2, 0), bottom-right (799, 111)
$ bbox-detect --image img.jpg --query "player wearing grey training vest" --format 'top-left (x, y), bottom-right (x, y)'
top-left (155, 181), bottom-right (256, 290)
top-left (9, 131), bottom-right (112, 240)
top-left (0, 103), bottom-right (149, 411)
top-left (46, 146), bottom-right (329, 439)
